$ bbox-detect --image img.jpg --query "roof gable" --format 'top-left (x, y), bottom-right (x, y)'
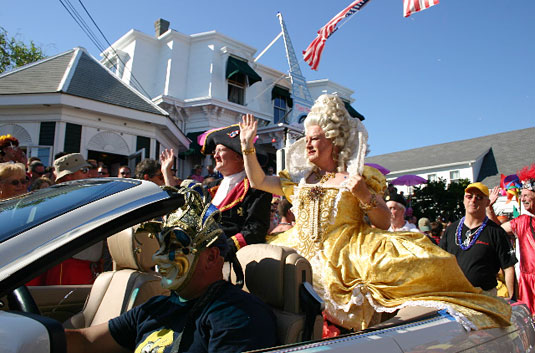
top-left (0, 50), bottom-right (74, 94)
top-left (0, 48), bottom-right (166, 116)
top-left (366, 127), bottom-right (535, 186)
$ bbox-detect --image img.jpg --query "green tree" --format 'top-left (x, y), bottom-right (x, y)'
top-left (0, 27), bottom-right (45, 74)
top-left (410, 177), bottom-right (470, 222)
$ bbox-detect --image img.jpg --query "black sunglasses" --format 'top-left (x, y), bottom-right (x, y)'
top-left (5, 178), bottom-right (29, 186)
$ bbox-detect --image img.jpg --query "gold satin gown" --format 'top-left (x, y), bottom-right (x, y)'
top-left (270, 166), bottom-right (511, 331)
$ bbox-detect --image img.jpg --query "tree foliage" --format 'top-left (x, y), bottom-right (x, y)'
top-left (410, 177), bottom-right (470, 222)
top-left (0, 27), bottom-right (45, 74)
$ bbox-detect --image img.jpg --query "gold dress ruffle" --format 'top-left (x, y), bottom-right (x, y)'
top-left (270, 166), bottom-right (511, 331)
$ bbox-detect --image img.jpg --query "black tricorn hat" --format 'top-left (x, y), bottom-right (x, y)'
top-left (200, 124), bottom-right (268, 166)
top-left (385, 193), bottom-right (407, 207)
top-left (201, 124), bottom-right (242, 156)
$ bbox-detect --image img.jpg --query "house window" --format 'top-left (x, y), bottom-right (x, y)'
top-left (450, 170), bottom-right (460, 181)
top-left (228, 72), bottom-right (246, 105)
top-left (274, 96), bottom-right (287, 124)
top-left (272, 86), bottom-right (293, 124)
top-left (428, 174), bottom-right (437, 182)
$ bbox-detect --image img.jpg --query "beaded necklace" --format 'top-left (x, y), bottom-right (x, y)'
top-left (455, 216), bottom-right (488, 250)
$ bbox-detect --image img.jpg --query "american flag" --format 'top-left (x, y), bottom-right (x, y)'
top-left (403, 0), bottom-right (439, 17)
top-left (303, 0), bottom-right (371, 71)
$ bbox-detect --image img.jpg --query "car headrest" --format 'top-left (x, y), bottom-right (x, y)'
top-left (236, 243), bottom-right (312, 313)
top-left (107, 227), bottom-right (159, 272)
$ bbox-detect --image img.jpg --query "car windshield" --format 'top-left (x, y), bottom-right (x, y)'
top-left (0, 179), bottom-right (140, 242)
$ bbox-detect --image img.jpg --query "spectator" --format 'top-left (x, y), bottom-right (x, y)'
top-left (54, 153), bottom-right (90, 183)
top-left (418, 217), bottom-right (437, 244)
top-left (97, 165), bottom-right (110, 177)
top-left (28, 160), bottom-right (46, 185)
top-left (65, 186), bottom-right (277, 353)
top-left (429, 221), bottom-right (443, 244)
top-left (266, 166), bottom-right (275, 176)
top-left (134, 158), bottom-right (165, 186)
top-left (268, 197), bottom-right (281, 233)
top-left (204, 164), bottom-right (218, 179)
top-left (440, 182), bottom-right (517, 298)
top-left (86, 159), bottom-right (99, 178)
top-left (189, 164), bottom-right (204, 183)
top-left (269, 197), bottom-right (295, 235)
top-left (490, 164), bottom-right (535, 314)
top-left (33, 153), bottom-right (103, 286)
top-left (0, 134), bottom-right (26, 164)
top-left (117, 165), bottom-right (131, 178)
top-left (386, 193), bottom-right (419, 232)
top-left (29, 176), bottom-right (53, 191)
top-left (200, 124), bottom-right (272, 253)
top-left (0, 162), bottom-right (28, 199)
top-left (26, 156), bottom-right (41, 167)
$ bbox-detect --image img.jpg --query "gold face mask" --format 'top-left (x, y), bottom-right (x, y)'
top-left (140, 181), bottom-right (225, 292)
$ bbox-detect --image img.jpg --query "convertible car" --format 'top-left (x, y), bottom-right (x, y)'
top-left (1, 178), bottom-right (534, 353)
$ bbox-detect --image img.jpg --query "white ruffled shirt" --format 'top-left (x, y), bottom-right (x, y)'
top-left (211, 170), bottom-right (246, 207)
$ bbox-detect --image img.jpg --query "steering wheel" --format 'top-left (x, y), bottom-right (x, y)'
top-left (7, 285), bottom-right (41, 315)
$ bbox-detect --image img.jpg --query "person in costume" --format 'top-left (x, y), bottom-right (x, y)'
top-left (238, 93), bottom-right (512, 331)
top-left (66, 183), bottom-right (277, 353)
top-left (489, 164), bottom-right (535, 315)
top-left (200, 125), bottom-right (272, 253)
top-left (440, 182), bottom-right (517, 298)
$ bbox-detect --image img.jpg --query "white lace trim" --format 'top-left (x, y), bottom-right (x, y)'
top-left (311, 249), bottom-right (477, 332)
top-left (363, 292), bottom-right (477, 331)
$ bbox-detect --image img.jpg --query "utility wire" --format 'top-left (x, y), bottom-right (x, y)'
top-left (76, 0), bottom-right (151, 97)
top-left (58, 0), bottom-right (152, 98)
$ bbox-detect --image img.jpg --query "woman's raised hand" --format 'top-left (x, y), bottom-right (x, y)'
top-left (239, 114), bottom-right (257, 148)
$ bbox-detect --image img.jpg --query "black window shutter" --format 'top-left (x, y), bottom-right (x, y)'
top-left (64, 123), bottom-right (82, 153)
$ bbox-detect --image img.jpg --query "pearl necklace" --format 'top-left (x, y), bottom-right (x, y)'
top-left (455, 216), bottom-right (488, 250)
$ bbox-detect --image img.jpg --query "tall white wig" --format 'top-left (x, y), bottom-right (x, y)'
top-left (299, 94), bottom-right (368, 175)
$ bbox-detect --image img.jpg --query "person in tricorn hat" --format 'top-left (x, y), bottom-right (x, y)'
top-left (385, 193), bottom-right (419, 232)
top-left (201, 124), bottom-right (272, 253)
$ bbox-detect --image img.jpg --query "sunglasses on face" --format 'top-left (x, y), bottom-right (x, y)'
top-left (80, 167), bottom-right (90, 174)
top-left (5, 178), bottom-right (28, 186)
top-left (120, 171), bottom-right (130, 176)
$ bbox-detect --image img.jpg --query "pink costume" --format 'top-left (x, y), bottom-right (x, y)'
top-left (511, 214), bottom-right (535, 315)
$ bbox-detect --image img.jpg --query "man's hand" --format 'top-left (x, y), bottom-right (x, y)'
top-left (160, 148), bottom-right (175, 172)
top-left (489, 186), bottom-right (500, 206)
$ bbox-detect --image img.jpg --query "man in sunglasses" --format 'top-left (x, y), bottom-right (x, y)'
top-left (53, 153), bottom-right (91, 183)
top-left (440, 182), bottom-right (517, 298)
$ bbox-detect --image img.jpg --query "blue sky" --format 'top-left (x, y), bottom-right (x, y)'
top-left (2, 1), bottom-right (534, 156)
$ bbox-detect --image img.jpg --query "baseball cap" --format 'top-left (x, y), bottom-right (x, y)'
top-left (54, 153), bottom-right (90, 181)
top-left (464, 182), bottom-right (489, 197)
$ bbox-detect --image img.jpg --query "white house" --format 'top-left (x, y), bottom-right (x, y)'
top-left (100, 19), bottom-right (364, 177)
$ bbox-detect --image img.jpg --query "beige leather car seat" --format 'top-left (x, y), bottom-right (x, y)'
top-left (232, 244), bottom-right (323, 344)
top-left (64, 227), bottom-right (168, 328)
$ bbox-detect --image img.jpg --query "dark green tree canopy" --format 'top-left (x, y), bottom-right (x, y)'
top-left (0, 27), bottom-right (46, 74)
top-left (410, 177), bottom-right (470, 223)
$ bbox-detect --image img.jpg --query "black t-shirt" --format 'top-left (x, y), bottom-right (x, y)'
top-left (440, 219), bottom-right (517, 290)
top-left (108, 281), bottom-right (277, 353)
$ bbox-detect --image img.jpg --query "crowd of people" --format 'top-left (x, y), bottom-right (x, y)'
top-left (2, 94), bottom-right (535, 351)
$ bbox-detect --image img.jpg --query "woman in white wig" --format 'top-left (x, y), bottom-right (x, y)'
top-left (239, 94), bottom-right (511, 332)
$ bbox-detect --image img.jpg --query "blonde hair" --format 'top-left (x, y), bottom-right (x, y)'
top-left (0, 162), bottom-right (26, 180)
top-left (304, 94), bottom-right (367, 173)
